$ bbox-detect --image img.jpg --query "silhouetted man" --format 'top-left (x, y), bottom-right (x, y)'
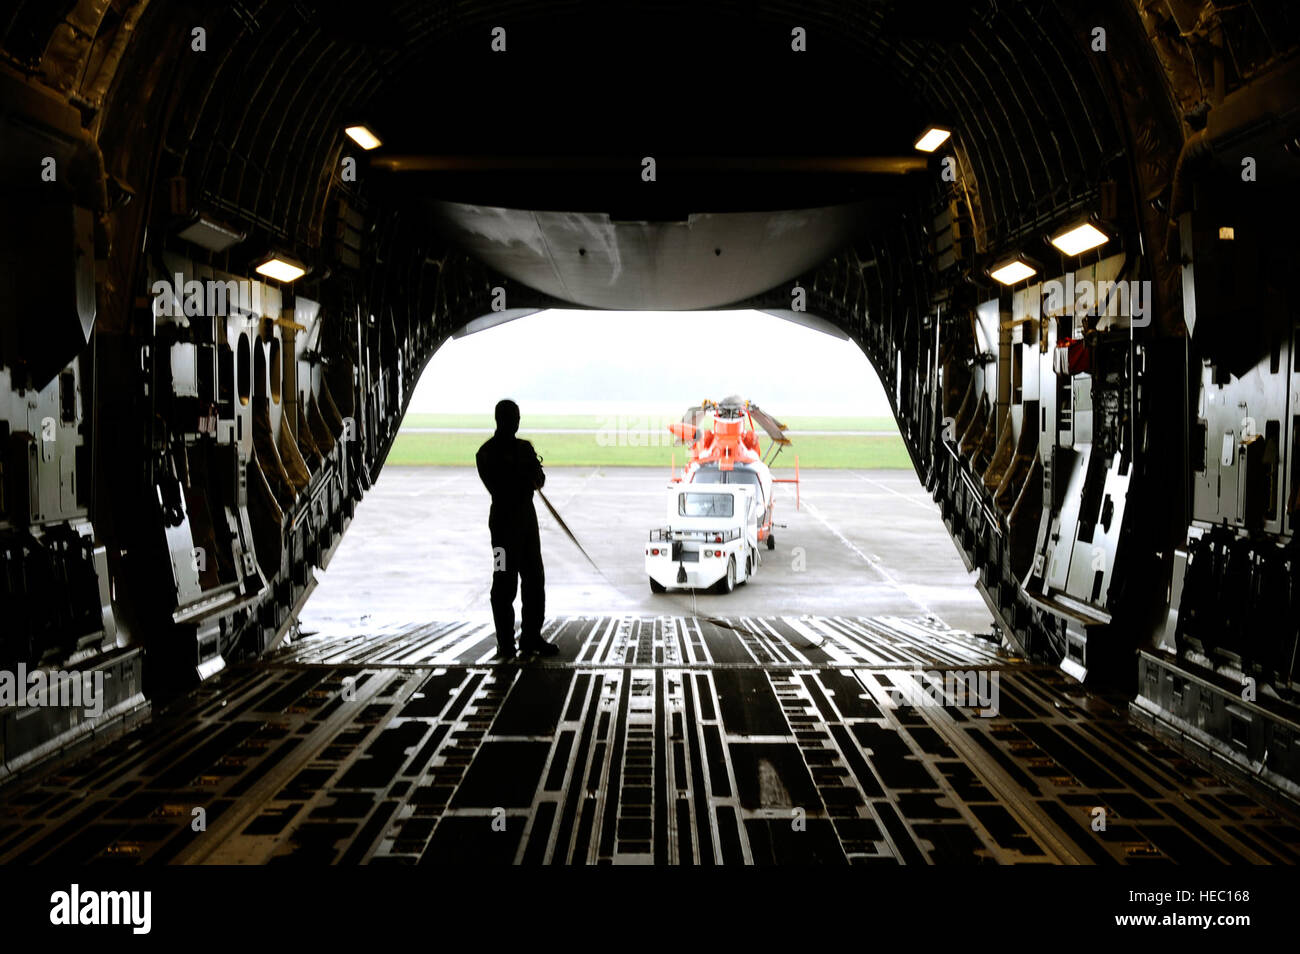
top-left (476, 400), bottom-right (558, 659)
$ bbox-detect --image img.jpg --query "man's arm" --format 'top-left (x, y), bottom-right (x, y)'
top-left (522, 440), bottom-right (545, 490)
top-left (476, 444), bottom-right (501, 498)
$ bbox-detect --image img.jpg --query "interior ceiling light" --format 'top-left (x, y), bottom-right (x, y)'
top-left (913, 127), bottom-right (951, 153)
top-left (176, 214), bottom-right (245, 253)
top-left (1049, 221), bottom-right (1109, 256)
top-left (344, 125), bottom-right (382, 150)
top-left (254, 255), bottom-right (307, 283)
top-left (1219, 226), bottom-right (1235, 240)
top-left (989, 258), bottom-right (1037, 285)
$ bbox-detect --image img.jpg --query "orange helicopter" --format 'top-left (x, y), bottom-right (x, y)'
top-left (668, 395), bottom-right (800, 550)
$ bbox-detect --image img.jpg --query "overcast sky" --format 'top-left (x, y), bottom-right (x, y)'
top-left (408, 309), bottom-right (894, 417)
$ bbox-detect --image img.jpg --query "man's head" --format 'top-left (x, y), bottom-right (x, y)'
top-left (494, 399), bottom-right (520, 436)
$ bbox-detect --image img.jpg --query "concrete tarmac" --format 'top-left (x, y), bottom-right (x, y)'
top-left (298, 466), bottom-right (994, 637)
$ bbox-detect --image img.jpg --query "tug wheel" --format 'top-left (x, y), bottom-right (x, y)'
top-left (715, 556), bottom-right (736, 594)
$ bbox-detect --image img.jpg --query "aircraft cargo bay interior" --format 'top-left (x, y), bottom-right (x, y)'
top-left (1, 0), bottom-right (1299, 928)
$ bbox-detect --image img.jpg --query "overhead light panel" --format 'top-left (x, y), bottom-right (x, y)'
top-left (914, 127), bottom-right (951, 153)
top-left (344, 125), bottom-right (382, 150)
top-left (254, 255), bottom-right (307, 283)
top-left (177, 214), bottom-right (246, 253)
top-left (989, 258), bottom-right (1037, 285)
top-left (1050, 221), bottom-right (1109, 256)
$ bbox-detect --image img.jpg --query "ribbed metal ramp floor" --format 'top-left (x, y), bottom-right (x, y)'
top-left (2, 616), bottom-right (1298, 864)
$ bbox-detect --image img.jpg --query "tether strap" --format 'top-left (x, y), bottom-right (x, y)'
top-left (537, 489), bottom-right (603, 574)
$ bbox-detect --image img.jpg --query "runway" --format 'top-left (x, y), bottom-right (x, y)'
top-left (298, 466), bottom-right (995, 636)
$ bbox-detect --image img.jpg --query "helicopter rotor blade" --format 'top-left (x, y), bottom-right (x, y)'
top-left (748, 404), bottom-right (792, 445)
top-left (676, 403), bottom-right (708, 444)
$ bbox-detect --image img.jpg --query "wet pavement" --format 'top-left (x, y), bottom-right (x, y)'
top-left (299, 466), bottom-right (995, 636)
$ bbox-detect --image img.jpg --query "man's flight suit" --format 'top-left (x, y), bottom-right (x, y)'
top-left (475, 432), bottom-right (546, 652)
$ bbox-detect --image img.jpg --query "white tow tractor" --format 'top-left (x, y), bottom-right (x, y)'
top-left (646, 484), bottom-right (759, 594)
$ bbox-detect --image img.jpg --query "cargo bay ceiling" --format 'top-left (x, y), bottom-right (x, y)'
top-left (8, 0), bottom-right (1167, 327)
top-left (2, 0), bottom-right (1300, 798)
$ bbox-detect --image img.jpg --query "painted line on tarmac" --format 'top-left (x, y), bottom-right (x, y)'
top-left (801, 498), bottom-right (939, 620)
top-left (847, 470), bottom-right (934, 510)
